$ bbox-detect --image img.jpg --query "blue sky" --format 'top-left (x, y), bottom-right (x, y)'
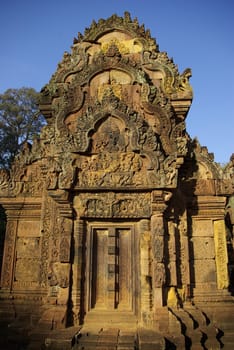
top-left (0, 0), bottom-right (233, 164)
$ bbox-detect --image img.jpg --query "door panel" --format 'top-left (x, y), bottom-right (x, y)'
top-left (118, 228), bottom-right (132, 310)
top-left (91, 228), bottom-right (108, 309)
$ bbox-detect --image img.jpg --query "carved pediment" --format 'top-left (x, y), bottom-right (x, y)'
top-left (4, 13), bottom-right (195, 195)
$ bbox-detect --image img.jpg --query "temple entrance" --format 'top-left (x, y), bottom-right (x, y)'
top-left (86, 222), bottom-right (137, 315)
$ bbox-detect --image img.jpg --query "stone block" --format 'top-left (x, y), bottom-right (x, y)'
top-left (16, 237), bottom-right (40, 257)
top-left (15, 258), bottom-right (41, 282)
top-left (191, 237), bottom-right (215, 259)
top-left (17, 220), bottom-right (41, 237)
top-left (193, 259), bottom-right (216, 283)
top-left (192, 220), bottom-right (213, 237)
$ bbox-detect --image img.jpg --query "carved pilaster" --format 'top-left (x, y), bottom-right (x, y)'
top-left (151, 190), bottom-right (170, 309)
top-left (59, 217), bottom-right (73, 263)
top-left (178, 212), bottom-right (190, 298)
top-left (0, 220), bottom-right (17, 289)
top-left (139, 219), bottom-right (153, 326)
top-left (167, 221), bottom-right (177, 286)
top-left (40, 194), bottom-right (54, 288)
top-left (45, 190), bottom-right (73, 313)
top-left (72, 218), bottom-right (85, 322)
top-left (151, 214), bottom-right (165, 289)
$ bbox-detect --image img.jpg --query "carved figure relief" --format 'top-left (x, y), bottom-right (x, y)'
top-left (76, 192), bottom-right (151, 218)
top-left (91, 116), bottom-right (126, 153)
top-left (48, 262), bottom-right (70, 289)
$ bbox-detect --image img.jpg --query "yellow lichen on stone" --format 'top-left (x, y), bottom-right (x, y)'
top-left (98, 83), bottom-right (122, 102)
top-left (167, 287), bottom-right (179, 308)
top-left (123, 38), bottom-right (142, 53)
top-left (213, 220), bottom-right (229, 289)
top-left (101, 38), bottom-right (142, 54)
top-left (177, 285), bottom-right (186, 303)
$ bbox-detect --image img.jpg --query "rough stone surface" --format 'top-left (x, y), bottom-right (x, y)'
top-left (0, 12), bottom-right (234, 350)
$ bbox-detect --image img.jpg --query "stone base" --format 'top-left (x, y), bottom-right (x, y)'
top-left (192, 287), bottom-right (233, 303)
top-left (1, 301), bottom-right (234, 349)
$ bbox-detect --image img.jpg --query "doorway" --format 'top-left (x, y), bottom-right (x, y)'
top-left (86, 223), bottom-right (137, 314)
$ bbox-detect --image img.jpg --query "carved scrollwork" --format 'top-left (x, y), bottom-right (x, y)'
top-left (50, 44), bottom-right (90, 84)
top-left (178, 68), bottom-right (192, 92)
top-left (78, 12), bottom-right (158, 51)
top-left (58, 154), bottom-right (75, 189)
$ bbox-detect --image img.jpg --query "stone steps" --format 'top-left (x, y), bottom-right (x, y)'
top-left (137, 329), bottom-right (165, 350)
top-left (117, 330), bottom-right (137, 350)
top-left (74, 328), bottom-right (137, 350)
top-left (185, 304), bottom-right (224, 350)
top-left (38, 302), bottom-right (233, 349)
top-left (84, 310), bottom-right (137, 326)
top-left (73, 328), bottom-right (173, 350)
top-left (2, 303), bottom-right (232, 349)
top-left (168, 305), bottom-right (225, 350)
top-left (168, 308), bottom-right (202, 350)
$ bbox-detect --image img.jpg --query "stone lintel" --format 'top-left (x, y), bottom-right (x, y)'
top-left (0, 197), bottom-right (42, 219)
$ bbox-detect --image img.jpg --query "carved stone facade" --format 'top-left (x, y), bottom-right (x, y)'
top-left (0, 13), bottom-right (234, 350)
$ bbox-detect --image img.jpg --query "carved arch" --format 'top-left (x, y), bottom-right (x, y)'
top-left (73, 108), bottom-right (142, 154)
top-left (54, 64), bottom-right (150, 133)
top-left (195, 160), bottom-right (220, 180)
top-left (89, 114), bottom-right (128, 153)
top-left (192, 141), bottom-right (220, 180)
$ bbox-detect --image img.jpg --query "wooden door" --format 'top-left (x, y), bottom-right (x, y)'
top-left (88, 224), bottom-right (135, 312)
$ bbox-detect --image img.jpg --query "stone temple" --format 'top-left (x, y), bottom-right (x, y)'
top-left (0, 13), bottom-right (234, 350)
